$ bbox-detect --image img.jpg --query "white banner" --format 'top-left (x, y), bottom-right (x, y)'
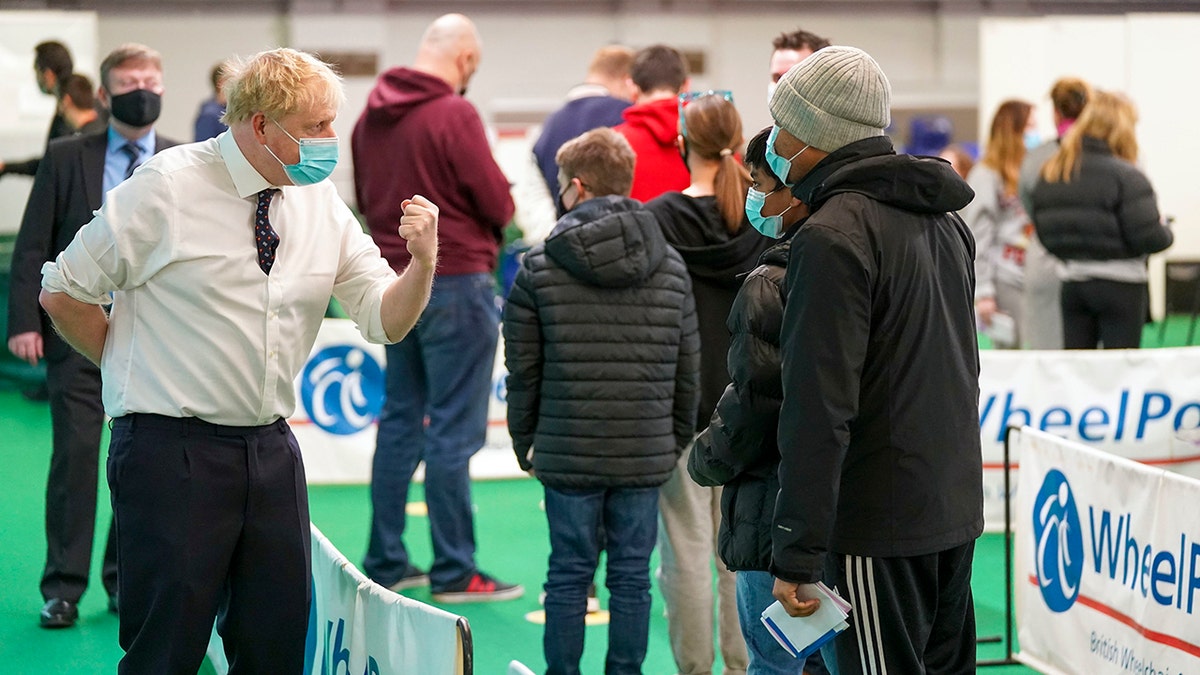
top-left (1013, 427), bottom-right (1200, 675)
top-left (288, 321), bottom-right (1200, 527)
top-left (980, 348), bottom-right (1200, 530)
top-left (288, 319), bottom-right (516, 484)
top-left (208, 524), bottom-right (465, 675)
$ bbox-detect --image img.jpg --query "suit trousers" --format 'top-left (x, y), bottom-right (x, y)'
top-left (41, 349), bottom-right (117, 603)
top-left (108, 414), bottom-right (311, 675)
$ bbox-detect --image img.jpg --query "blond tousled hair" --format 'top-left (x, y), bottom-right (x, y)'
top-left (1042, 90), bottom-right (1138, 184)
top-left (222, 48), bottom-right (345, 125)
top-left (980, 99), bottom-right (1032, 196)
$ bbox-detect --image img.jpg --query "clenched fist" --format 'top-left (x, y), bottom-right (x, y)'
top-left (400, 195), bottom-right (439, 269)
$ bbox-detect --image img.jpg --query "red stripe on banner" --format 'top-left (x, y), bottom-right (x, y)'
top-left (984, 452), bottom-right (1200, 471)
top-left (1025, 575), bottom-right (1200, 658)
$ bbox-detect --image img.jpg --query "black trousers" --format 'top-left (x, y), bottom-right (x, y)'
top-left (822, 540), bottom-right (977, 675)
top-left (42, 349), bottom-right (117, 603)
top-left (1061, 279), bottom-right (1147, 349)
top-left (108, 414), bottom-right (311, 675)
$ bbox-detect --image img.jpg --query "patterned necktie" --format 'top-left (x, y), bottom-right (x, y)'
top-left (121, 143), bottom-right (143, 180)
top-left (255, 188), bottom-right (281, 275)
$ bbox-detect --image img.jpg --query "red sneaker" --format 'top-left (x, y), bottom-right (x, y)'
top-left (431, 571), bottom-right (524, 603)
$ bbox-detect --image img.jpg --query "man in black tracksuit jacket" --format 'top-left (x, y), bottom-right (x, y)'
top-left (766, 47), bottom-right (984, 674)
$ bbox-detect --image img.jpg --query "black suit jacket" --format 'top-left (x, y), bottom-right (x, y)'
top-left (7, 129), bottom-right (178, 360)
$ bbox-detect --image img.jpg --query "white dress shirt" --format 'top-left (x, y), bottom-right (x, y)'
top-left (42, 131), bottom-right (398, 426)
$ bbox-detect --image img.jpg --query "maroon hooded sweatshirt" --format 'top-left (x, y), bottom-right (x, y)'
top-left (614, 97), bottom-right (690, 203)
top-left (352, 67), bottom-right (515, 275)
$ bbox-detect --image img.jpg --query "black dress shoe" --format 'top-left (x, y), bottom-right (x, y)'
top-left (40, 598), bottom-right (79, 628)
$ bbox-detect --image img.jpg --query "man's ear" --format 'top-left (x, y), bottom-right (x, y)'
top-left (250, 112), bottom-right (269, 143)
top-left (96, 86), bottom-right (110, 109)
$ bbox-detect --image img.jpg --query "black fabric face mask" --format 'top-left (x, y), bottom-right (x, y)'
top-left (109, 89), bottom-right (162, 127)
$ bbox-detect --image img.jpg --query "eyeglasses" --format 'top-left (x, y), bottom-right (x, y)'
top-left (677, 89), bottom-right (734, 138)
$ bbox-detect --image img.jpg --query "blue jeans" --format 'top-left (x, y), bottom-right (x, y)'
top-left (543, 486), bottom-right (659, 675)
top-left (736, 571), bottom-right (829, 675)
top-left (364, 273), bottom-right (499, 589)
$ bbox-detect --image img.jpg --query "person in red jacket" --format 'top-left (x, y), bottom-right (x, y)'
top-left (352, 12), bottom-right (522, 603)
top-left (614, 45), bottom-right (691, 202)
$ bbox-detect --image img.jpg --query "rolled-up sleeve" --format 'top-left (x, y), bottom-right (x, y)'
top-left (331, 203), bottom-right (399, 344)
top-left (42, 168), bottom-right (176, 304)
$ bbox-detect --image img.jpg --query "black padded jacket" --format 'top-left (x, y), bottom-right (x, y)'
top-left (503, 195), bottom-right (701, 489)
top-left (689, 234), bottom-right (793, 572)
top-left (1030, 136), bottom-right (1171, 261)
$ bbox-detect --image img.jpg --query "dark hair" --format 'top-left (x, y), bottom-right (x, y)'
top-left (210, 62), bottom-right (229, 91)
top-left (682, 95), bottom-right (750, 234)
top-left (1050, 77), bottom-right (1091, 121)
top-left (34, 41), bottom-right (73, 84)
top-left (630, 45), bottom-right (687, 95)
top-left (771, 29), bottom-right (831, 53)
top-left (61, 73), bottom-right (95, 109)
top-left (744, 126), bottom-right (782, 189)
top-left (556, 127), bottom-right (636, 198)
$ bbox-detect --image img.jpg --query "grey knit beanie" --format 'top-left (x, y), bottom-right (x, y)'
top-left (768, 45), bottom-right (891, 153)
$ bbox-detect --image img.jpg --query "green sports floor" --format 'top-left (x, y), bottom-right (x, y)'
top-left (6, 317), bottom-right (1197, 673)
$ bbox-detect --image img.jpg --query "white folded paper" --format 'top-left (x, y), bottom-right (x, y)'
top-left (760, 581), bottom-right (851, 659)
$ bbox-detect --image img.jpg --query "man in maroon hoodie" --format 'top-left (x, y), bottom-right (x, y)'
top-left (614, 45), bottom-right (691, 202)
top-left (352, 12), bottom-right (522, 603)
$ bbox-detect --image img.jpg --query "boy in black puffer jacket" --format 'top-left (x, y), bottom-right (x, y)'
top-left (503, 127), bottom-right (700, 675)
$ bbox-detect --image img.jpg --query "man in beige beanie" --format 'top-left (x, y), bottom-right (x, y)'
top-left (766, 46), bottom-right (984, 674)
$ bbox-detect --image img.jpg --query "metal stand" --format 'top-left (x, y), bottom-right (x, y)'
top-left (977, 425), bottom-right (1021, 668)
top-left (457, 616), bottom-right (474, 675)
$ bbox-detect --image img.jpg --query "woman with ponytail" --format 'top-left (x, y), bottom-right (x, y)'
top-left (644, 91), bottom-right (767, 675)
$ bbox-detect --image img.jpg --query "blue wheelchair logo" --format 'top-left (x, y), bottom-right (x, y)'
top-left (301, 345), bottom-right (385, 435)
top-left (1032, 469), bottom-right (1084, 612)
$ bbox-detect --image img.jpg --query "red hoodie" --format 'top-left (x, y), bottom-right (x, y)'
top-left (614, 97), bottom-right (690, 203)
top-left (352, 67), bottom-right (515, 275)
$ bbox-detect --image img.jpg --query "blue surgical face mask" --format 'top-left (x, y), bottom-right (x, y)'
top-left (1024, 129), bottom-right (1042, 151)
top-left (745, 186), bottom-right (794, 239)
top-left (765, 126), bottom-right (809, 187)
top-left (266, 119), bottom-right (339, 186)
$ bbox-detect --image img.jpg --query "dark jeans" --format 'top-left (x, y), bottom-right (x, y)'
top-left (1061, 279), bottom-right (1147, 349)
top-left (821, 542), bottom-right (976, 675)
top-left (108, 414), bottom-right (310, 675)
top-left (543, 485), bottom-right (659, 675)
top-left (736, 570), bottom-right (828, 675)
top-left (42, 350), bottom-right (117, 603)
top-left (364, 273), bottom-right (499, 589)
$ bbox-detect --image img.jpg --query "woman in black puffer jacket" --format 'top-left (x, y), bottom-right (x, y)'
top-left (688, 127), bottom-right (825, 675)
top-left (1030, 90), bottom-right (1173, 349)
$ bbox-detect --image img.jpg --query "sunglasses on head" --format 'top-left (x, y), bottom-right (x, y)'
top-left (677, 89), bottom-right (734, 137)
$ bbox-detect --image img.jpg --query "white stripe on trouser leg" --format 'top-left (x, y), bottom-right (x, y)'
top-left (846, 555), bottom-right (887, 675)
top-left (864, 557), bottom-right (886, 675)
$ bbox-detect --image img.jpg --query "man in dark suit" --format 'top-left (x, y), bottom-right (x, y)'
top-left (7, 43), bottom-right (177, 629)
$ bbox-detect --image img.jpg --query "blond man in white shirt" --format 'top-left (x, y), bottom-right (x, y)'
top-left (39, 48), bottom-right (437, 674)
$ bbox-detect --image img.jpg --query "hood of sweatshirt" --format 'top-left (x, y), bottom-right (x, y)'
top-left (644, 192), bottom-right (771, 289)
top-left (792, 136), bottom-right (975, 215)
top-left (620, 97), bottom-right (681, 148)
top-left (545, 195), bottom-right (668, 288)
top-left (362, 67), bottom-right (452, 124)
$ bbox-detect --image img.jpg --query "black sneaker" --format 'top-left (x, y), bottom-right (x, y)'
top-left (387, 564), bottom-right (430, 592)
top-left (431, 571), bottom-right (524, 604)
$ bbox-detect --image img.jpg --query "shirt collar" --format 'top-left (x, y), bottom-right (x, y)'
top-left (219, 129), bottom-right (276, 198)
top-left (107, 125), bottom-right (157, 156)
